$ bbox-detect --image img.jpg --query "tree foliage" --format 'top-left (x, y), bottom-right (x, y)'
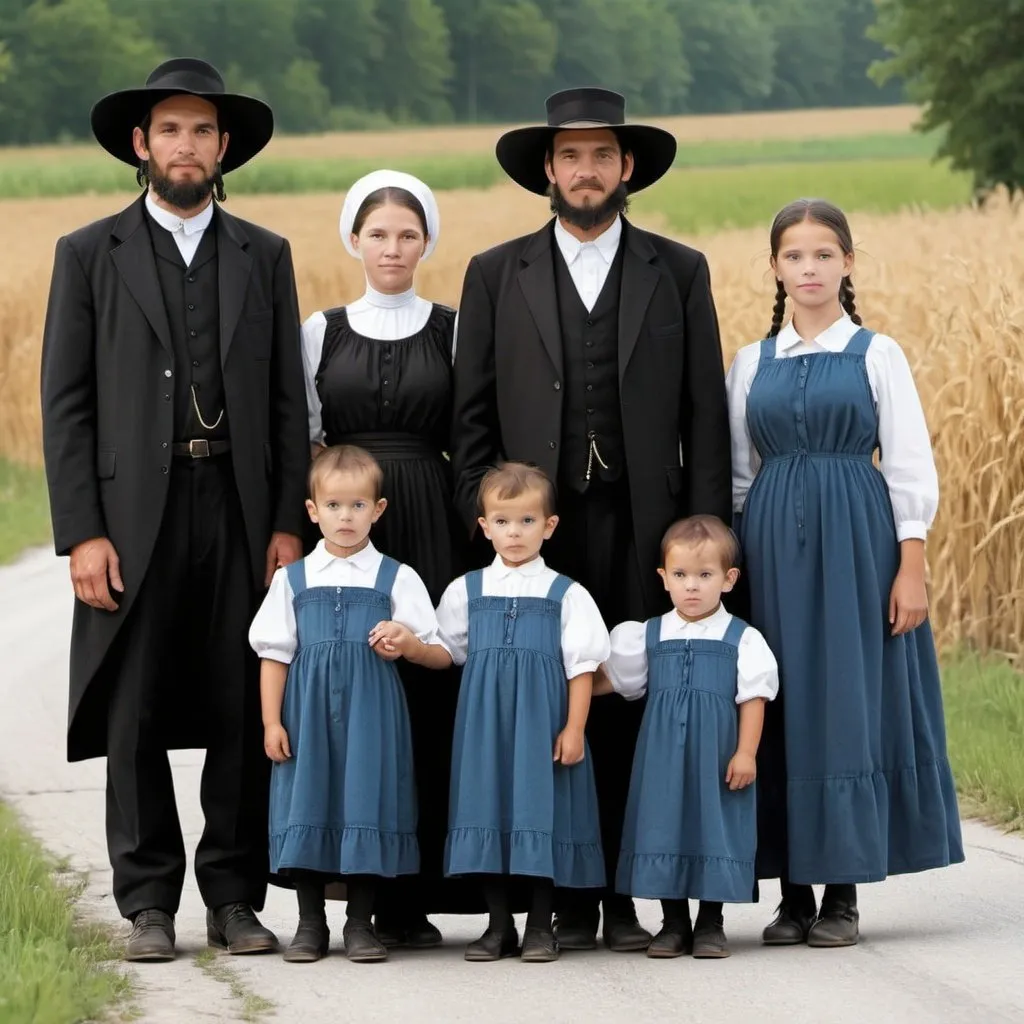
top-left (0, 0), bottom-right (905, 143)
top-left (871, 0), bottom-right (1024, 196)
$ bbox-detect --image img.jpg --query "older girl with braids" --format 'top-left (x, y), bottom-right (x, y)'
top-left (725, 199), bottom-right (963, 949)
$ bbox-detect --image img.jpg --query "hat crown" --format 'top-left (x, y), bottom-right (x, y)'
top-left (144, 58), bottom-right (226, 95)
top-left (545, 87), bottom-right (626, 128)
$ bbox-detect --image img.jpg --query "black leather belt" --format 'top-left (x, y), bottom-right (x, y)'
top-left (171, 439), bottom-right (231, 459)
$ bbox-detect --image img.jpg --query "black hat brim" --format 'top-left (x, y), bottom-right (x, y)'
top-left (495, 124), bottom-right (677, 195)
top-left (90, 89), bottom-right (274, 174)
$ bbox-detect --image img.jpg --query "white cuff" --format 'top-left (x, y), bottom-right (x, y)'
top-left (896, 520), bottom-right (928, 542)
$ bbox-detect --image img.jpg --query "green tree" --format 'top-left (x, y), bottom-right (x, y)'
top-left (3, 0), bottom-right (165, 143)
top-left (295, 0), bottom-right (384, 111)
top-left (673, 0), bottom-right (774, 113)
top-left (375, 0), bottom-right (453, 122)
top-left (871, 0), bottom-right (1024, 194)
top-left (439, 0), bottom-right (557, 122)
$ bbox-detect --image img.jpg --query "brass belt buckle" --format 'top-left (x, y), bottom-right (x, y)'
top-left (188, 439), bottom-right (210, 458)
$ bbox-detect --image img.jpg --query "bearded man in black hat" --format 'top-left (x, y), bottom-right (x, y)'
top-left (450, 88), bottom-right (732, 953)
top-left (40, 58), bottom-right (309, 962)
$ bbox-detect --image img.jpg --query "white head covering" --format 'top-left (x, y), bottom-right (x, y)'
top-left (339, 169), bottom-right (440, 260)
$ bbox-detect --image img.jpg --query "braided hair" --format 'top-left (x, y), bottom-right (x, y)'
top-left (768, 198), bottom-right (859, 334)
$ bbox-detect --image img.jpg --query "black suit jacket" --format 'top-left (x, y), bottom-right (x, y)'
top-left (450, 216), bottom-right (732, 612)
top-left (40, 194), bottom-right (308, 760)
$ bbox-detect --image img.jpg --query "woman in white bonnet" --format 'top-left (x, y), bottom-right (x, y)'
top-left (294, 170), bottom-right (472, 958)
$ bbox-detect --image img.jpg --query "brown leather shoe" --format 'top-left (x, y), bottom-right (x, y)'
top-left (603, 915), bottom-right (653, 952)
top-left (125, 909), bottom-right (176, 962)
top-left (206, 903), bottom-right (278, 954)
top-left (807, 904), bottom-right (860, 947)
top-left (762, 903), bottom-right (816, 945)
top-left (343, 919), bottom-right (388, 962)
top-left (464, 922), bottom-right (519, 962)
top-left (520, 926), bottom-right (559, 962)
top-left (646, 921), bottom-right (693, 959)
top-left (693, 921), bottom-right (731, 958)
top-left (283, 917), bottom-right (330, 963)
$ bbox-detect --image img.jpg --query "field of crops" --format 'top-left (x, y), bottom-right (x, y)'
top-left (2, 104), bottom-right (1021, 658)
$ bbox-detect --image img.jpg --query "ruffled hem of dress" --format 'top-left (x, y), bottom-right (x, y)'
top-left (787, 758), bottom-right (965, 884)
top-left (615, 852), bottom-right (755, 902)
top-left (444, 827), bottom-right (605, 888)
top-left (271, 824), bottom-right (420, 877)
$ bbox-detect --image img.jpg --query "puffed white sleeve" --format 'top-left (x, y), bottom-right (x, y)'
top-left (560, 583), bottom-right (611, 679)
top-left (867, 336), bottom-right (939, 540)
top-left (392, 565), bottom-right (442, 644)
top-left (735, 625), bottom-right (779, 703)
top-left (248, 566), bottom-right (298, 663)
top-left (726, 344), bottom-right (762, 514)
top-left (435, 576), bottom-right (470, 665)
top-left (301, 311), bottom-right (327, 445)
top-left (604, 620), bottom-right (650, 700)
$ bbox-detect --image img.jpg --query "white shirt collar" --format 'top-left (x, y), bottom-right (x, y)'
top-left (490, 553), bottom-right (548, 580)
top-left (362, 281), bottom-right (417, 310)
top-left (307, 538), bottom-right (379, 574)
top-left (668, 602), bottom-right (731, 632)
top-left (776, 313), bottom-right (858, 353)
top-left (145, 192), bottom-right (214, 236)
top-left (553, 215), bottom-right (622, 267)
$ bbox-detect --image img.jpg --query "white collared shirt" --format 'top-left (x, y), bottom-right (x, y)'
top-left (726, 314), bottom-right (939, 541)
top-left (553, 215), bottom-right (623, 312)
top-left (435, 554), bottom-right (610, 679)
top-left (144, 192), bottom-right (214, 267)
top-left (301, 282), bottom-right (437, 444)
top-left (605, 605), bottom-right (779, 704)
top-left (248, 540), bottom-right (440, 664)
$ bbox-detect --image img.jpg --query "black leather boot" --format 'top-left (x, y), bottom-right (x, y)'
top-left (762, 881), bottom-right (817, 946)
top-left (206, 903), bottom-right (278, 954)
top-left (125, 909), bottom-right (176, 962)
top-left (808, 884), bottom-right (859, 947)
top-left (464, 919), bottom-right (519, 962)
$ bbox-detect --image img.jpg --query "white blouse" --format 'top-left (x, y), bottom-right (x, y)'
top-left (248, 540), bottom-right (440, 664)
top-left (301, 283), bottom-right (437, 444)
top-left (605, 605), bottom-right (779, 704)
top-left (436, 555), bottom-right (611, 679)
top-left (726, 314), bottom-right (939, 541)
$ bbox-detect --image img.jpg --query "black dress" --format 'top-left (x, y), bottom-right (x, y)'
top-left (314, 302), bottom-right (479, 915)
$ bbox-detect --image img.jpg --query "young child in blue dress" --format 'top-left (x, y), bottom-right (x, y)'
top-left (249, 445), bottom-right (451, 964)
top-left (727, 198), bottom-right (964, 948)
top-left (436, 462), bottom-right (609, 963)
top-left (594, 514), bottom-right (778, 959)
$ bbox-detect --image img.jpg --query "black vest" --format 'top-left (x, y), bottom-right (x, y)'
top-left (555, 238), bottom-right (625, 493)
top-left (148, 213), bottom-right (229, 441)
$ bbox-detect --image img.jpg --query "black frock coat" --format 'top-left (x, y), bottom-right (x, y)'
top-left (450, 216), bottom-right (732, 612)
top-left (40, 194), bottom-right (309, 762)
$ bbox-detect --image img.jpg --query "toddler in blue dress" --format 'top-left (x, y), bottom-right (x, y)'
top-left (249, 445), bottom-right (450, 964)
top-left (436, 462), bottom-right (609, 963)
top-left (594, 515), bottom-right (778, 958)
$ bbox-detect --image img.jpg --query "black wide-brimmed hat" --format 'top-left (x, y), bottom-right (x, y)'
top-left (90, 58), bottom-right (274, 174)
top-left (496, 87), bottom-right (677, 195)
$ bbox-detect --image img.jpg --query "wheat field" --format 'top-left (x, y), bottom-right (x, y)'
top-left (2, 184), bottom-right (1022, 657)
top-left (0, 105), bottom-right (922, 166)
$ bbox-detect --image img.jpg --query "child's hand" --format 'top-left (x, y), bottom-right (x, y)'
top-left (889, 567), bottom-right (928, 636)
top-left (553, 726), bottom-right (585, 766)
top-left (369, 620), bottom-right (412, 661)
top-left (264, 723), bottom-right (291, 763)
top-left (725, 752), bottom-right (756, 790)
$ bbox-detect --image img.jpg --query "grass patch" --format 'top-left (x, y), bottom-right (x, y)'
top-left (633, 157), bottom-right (974, 234)
top-left (0, 459), bottom-right (50, 565)
top-left (194, 948), bottom-right (274, 1023)
top-left (0, 802), bottom-right (133, 1024)
top-left (0, 131), bottom-right (943, 200)
top-left (941, 650), bottom-right (1024, 832)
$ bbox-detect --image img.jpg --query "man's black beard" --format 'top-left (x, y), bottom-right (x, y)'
top-left (549, 181), bottom-right (629, 231)
top-left (149, 163), bottom-right (217, 210)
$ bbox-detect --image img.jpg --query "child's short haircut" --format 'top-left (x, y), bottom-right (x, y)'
top-left (477, 461), bottom-right (557, 517)
top-left (308, 445), bottom-right (384, 501)
top-left (660, 514), bottom-right (740, 570)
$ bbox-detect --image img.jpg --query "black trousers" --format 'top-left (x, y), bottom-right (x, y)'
top-left (544, 476), bottom-right (648, 923)
top-left (104, 456), bottom-right (269, 919)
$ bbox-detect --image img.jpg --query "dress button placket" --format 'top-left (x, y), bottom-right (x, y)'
top-left (504, 597), bottom-right (518, 645)
top-left (794, 357), bottom-right (810, 540)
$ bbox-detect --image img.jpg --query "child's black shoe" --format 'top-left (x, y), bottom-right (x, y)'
top-left (520, 925), bottom-right (559, 962)
top-left (343, 920), bottom-right (388, 962)
top-left (283, 917), bottom-right (330, 962)
top-left (464, 921), bottom-right (519, 962)
top-left (646, 921), bottom-right (693, 958)
top-left (692, 921), bottom-right (731, 958)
